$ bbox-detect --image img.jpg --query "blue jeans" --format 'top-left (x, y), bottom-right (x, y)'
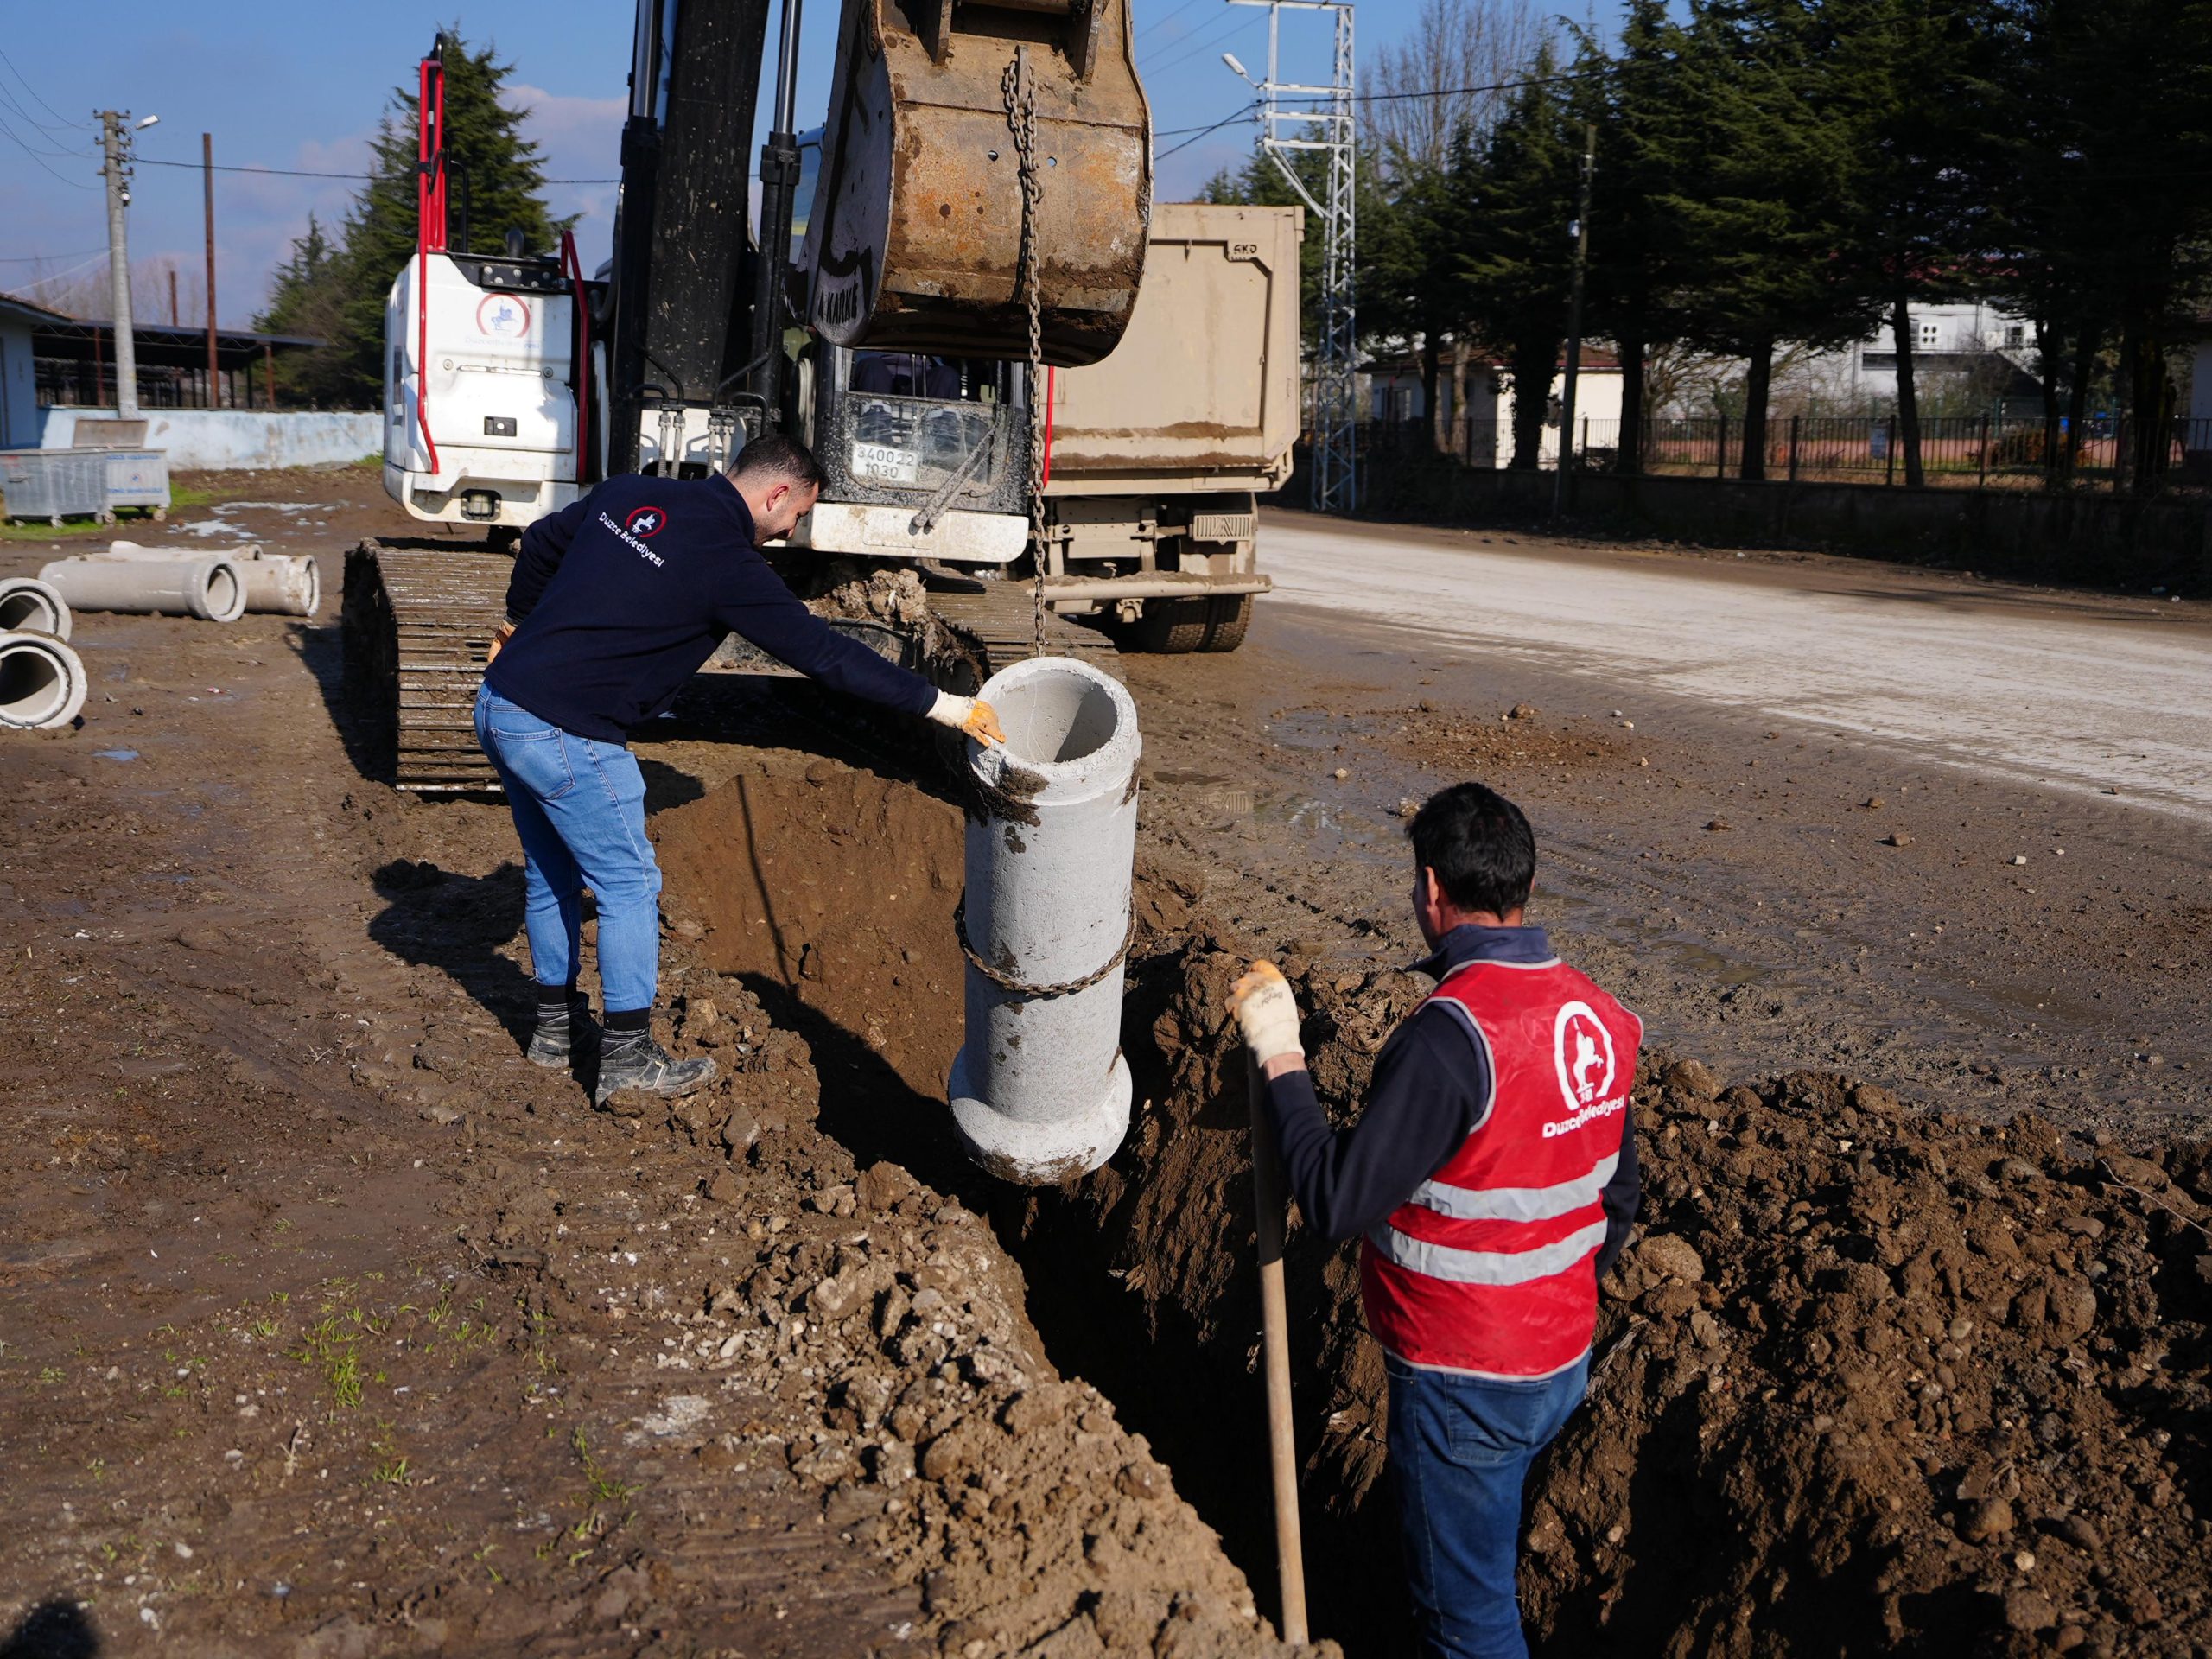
top-left (473, 683), bottom-right (663, 1014)
top-left (1387, 1351), bottom-right (1590, 1659)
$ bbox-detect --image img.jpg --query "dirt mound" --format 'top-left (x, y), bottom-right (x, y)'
top-left (1526, 1063), bottom-right (2211, 1658)
top-left (1011, 929), bottom-right (2212, 1657)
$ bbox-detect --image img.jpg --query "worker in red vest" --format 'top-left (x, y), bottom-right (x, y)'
top-left (1229, 781), bottom-right (1642, 1659)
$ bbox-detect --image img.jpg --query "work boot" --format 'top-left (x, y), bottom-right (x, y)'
top-left (525, 989), bottom-right (594, 1070)
top-left (594, 1029), bottom-right (716, 1107)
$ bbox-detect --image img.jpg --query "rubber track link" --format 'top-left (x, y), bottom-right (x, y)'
top-left (342, 538), bottom-right (509, 792)
top-left (926, 582), bottom-right (1122, 692)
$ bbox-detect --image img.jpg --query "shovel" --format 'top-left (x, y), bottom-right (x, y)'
top-left (1246, 1051), bottom-right (1310, 1643)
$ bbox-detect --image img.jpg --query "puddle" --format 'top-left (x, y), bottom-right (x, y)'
top-left (92, 749), bottom-right (139, 762)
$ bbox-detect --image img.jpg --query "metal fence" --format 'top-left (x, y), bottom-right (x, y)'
top-left (1365, 414), bottom-right (2212, 493)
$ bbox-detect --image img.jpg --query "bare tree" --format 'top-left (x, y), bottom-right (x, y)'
top-left (1363, 0), bottom-right (1552, 175)
top-left (18, 252), bottom-right (207, 327)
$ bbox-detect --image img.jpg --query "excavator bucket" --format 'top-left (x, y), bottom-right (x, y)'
top-left (798, 0), bottom-right (1152, 367)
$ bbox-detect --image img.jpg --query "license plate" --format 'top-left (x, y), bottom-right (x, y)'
top-left (851, 442), bottom-right (918, 484)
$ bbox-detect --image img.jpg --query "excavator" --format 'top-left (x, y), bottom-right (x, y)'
top-left (343, 0), bottom-right (1173, 791)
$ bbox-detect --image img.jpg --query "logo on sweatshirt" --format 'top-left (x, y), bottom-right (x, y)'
top-left (624, 505), bottom-right (668, 539)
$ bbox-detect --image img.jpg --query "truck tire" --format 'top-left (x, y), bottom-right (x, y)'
top-left (1133, 597), bottom-right (1212, 653)
top-left (1198, 594), bottom-right (1251, 652)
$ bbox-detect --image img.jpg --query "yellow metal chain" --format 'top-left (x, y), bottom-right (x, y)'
top-left (1001, 46), bottom-right (1047, 658)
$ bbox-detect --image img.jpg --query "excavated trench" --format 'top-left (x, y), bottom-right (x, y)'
top-left (651, 750), bottom-right (2212, 1659)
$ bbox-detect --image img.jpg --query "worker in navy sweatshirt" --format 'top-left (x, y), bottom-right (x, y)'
top-left (1229, 783), bottom-right (1641, 1659)
top-left (476, 434), bottom-right (1006, 1106)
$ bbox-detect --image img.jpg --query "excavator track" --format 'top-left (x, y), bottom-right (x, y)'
top-left (341, 543), bottom-right (1121, 794)
top-left (342, 538), bottom-right (509, 792)
top-left (925, 582), bottom-right (1122, 692)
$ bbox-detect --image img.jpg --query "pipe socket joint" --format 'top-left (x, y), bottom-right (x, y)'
top-left (0, 577), bottom-right (73, 641)
top-left (949, 656), bottom-right (1141, 1185)
top-left (0, 630), bottom-right (89, 730)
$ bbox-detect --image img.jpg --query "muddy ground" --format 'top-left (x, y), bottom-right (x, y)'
top-left (3, 466), bottom-right (2207, 1657)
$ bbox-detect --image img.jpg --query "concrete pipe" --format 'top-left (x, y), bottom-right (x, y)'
top-left (948, 655), bottom-right (1141, 1184)
top-left (0, 630), bottom-right (88, 730)
top-left (0, 576), bottom-right (71, 641)
top-left (106, 543), bottom-right (319, 616)
top-left (40, 554), bottom-right (246, 623)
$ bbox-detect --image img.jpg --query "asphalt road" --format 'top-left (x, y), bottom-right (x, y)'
top-left (1262, 512), bottom-right (2212, 823)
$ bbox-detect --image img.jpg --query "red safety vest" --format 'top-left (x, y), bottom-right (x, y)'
top-left (1359, 955), bottom-right (1642, 1379)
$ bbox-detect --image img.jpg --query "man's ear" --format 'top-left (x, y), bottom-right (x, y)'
top-left (763, 481), bottom-right (790, 514)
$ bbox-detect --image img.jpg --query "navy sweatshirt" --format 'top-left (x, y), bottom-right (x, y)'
top-left (1265, 924), bottom-right (1641, 1277)
top-left (485, 472), bottom-right (939, 742)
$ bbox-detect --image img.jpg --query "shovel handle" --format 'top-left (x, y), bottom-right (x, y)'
top-left (1247, 1052), bottom-right (1309, 1644)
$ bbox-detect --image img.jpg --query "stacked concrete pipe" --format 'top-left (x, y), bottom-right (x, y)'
top-left (949, 655), bottom-right (1141, 1184)
top-left (0, 631), bottom-right (88, 730)
top-left (106, 542), bottom-right (321, 617)
top-left (40, 553), bottom-right (246, 623)
top-left (0, 576), bottom-right (72, 640)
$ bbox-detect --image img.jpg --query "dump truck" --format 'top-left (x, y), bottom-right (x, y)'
top-left (1035, 201), bottom-right (1299, 655)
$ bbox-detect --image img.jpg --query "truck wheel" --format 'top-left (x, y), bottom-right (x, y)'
top-left (1198, 594), bottom-right (1251, 652)
top-left (1132, 597), bottom-right (1212, 653)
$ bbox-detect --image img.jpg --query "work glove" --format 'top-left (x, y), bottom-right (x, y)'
top-left (1227, 960), bottom-right (1305, 1067)
top-left (929, 691), bottom-right (1007, 747)
top-left (486, 621), bottom-right (516, 665)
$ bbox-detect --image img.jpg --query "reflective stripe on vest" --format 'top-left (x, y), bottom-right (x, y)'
top-left (1358, 956), bottom-right (1641, 1378)
top-left (1368, 1215), bottom-right (1611, 1286)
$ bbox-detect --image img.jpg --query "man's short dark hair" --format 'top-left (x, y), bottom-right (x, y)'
top-left (728, 432), bottom-right (824, 491)
top-left (1408, 782), bottom-right (1536, 917)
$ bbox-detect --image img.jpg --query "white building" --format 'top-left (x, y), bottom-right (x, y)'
top-left (1785, 300), bottom-right (2045, 419)
top-left (1365, 349), bottom-right (1624, 469)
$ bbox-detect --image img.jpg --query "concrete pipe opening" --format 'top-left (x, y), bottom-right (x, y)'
top-left (949, 656), bottom-right (1141, 1185)
top-left (198, 561), bottom-right (245, 622)
top-left (0, 577), bottom-right (71, 641)
top-left (0, 631), bottom-right (88, 730)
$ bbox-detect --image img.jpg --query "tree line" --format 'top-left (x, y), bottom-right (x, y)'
top-left (1211, 0), bottom-right (2212, 493)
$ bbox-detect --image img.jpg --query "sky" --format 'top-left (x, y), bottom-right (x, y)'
top-left (0, 0), bottom-right (1560, 327)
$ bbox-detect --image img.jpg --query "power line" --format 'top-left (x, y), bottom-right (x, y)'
top-left (1142, 7), bottom-right (1259, 78)
top-left (0, 44), bottom-right (92, 134)
top-left (133, 155), bottom-right (619, 185)
top-left (1157, 102), bottom-right (1258, 162)
top-left (1136, 0), bottom-right (1214, 43)
top-left (0, 108), bottom-right (97, 188)
top-left (0, 246), bottom-right (105, 264)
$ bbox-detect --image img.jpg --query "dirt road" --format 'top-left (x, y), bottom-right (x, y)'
top-left (1125, 511), bottom-right (2212, 1137)
top-left (1262, 512), bottom-right (2212, 820)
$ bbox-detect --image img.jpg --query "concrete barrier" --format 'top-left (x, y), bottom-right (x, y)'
top-left (40, 407), bottom-right (378, 471)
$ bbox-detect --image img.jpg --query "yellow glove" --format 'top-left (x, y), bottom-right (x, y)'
top-left (929, 692), bottom-right (1007, 747)
top-left (1227, 960), bottom-right (1304, 1066)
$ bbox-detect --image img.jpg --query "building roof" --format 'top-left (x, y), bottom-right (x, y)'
top-left (0, 291), bottom-right (76, 329)
top-left (20, 310), bottom-right (326, 372)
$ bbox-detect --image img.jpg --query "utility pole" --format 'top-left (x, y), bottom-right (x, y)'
top-left (98, 109), bottom-right (151, 417)
top-left (1552, 122), bottom-right (1594, 520)
top-left (1224, 0), bottom-right (1357, 513)
top-left (204, 133), bottom-right (219, 406)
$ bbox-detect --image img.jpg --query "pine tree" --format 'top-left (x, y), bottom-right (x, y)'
top-left (1663, 0), bottom-right (1880, 479)
top-left (255, 215), bottom-right (352, 408)
top-left (1452, 47), bottom-right (1580, 469)
top-left (260, 29), bottom-right (572, 408)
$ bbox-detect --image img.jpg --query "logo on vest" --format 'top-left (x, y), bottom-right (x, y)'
top-left (1552, 1000), bottom-right (1616, 1109)
top-left (624, 505), bottom-right (667, 539)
